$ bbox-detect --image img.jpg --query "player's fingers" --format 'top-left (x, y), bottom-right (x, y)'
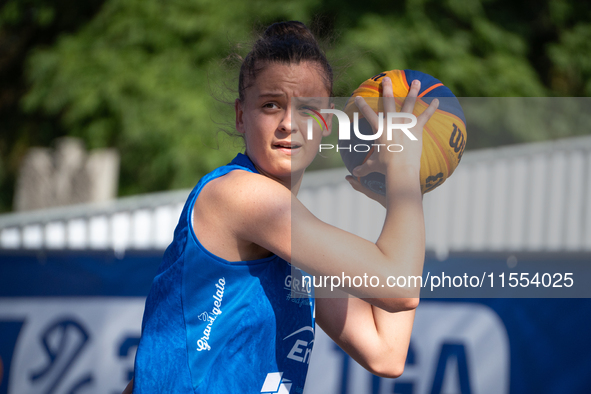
top-left (417, 98), bottom-right (439, 127)
top-left (354, 96), bottom-right (380, 131)
top-left (381, 77), bottom-right (397, 114)
top-left (345, 175), bottom-right (365, 191)
top-left (346, 176), bottom-right (387, 207)
top-left (347, 175), bottom-right (380, 198)
top-left (401, 80), bottom-right (420, 115)
top-left (351, 156), bottom-right (379, 177)
top-left (345, 175), bottom-right (378, 196)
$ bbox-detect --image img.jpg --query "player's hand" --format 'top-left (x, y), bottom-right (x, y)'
top-left (352, 77), bottom-right (439, 177)
top-left (345, 175), bottom-right (387, 208)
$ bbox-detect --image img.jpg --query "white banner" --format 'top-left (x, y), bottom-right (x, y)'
top-left (0, 300), bottom-right (508, 394)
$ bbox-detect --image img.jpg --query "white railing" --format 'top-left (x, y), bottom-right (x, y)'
top-left (0, 190), bottom-right (188, 254)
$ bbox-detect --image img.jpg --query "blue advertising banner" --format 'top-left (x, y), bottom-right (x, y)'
top-left (1, 250), bottom-right (590, 393)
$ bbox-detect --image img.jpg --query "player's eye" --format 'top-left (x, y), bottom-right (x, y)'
top-left (263, 102), bottom-right (280, 109)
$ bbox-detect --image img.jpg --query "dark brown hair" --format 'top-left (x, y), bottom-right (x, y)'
top-left (238, 21), bottom-right (334, 101)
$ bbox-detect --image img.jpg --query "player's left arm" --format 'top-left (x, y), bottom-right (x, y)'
top-left (315, 296), bottom-right (417, 378)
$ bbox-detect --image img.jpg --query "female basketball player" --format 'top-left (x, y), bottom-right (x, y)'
top-left (126, 21), bottom-right (438, 393)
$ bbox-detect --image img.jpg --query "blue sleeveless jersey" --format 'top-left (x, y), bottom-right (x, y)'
top-left (134, 153), bottom-right (315, 394)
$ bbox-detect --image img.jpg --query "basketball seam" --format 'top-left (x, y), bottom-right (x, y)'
top-left (423, 123), bottom-right (451, 176)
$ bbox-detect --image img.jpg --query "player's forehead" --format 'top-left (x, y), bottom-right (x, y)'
top-left (247, 61), bottom-right (330, 100)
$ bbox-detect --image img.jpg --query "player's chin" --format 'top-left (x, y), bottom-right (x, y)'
top-left (290, 151), bottom-right (317, 173)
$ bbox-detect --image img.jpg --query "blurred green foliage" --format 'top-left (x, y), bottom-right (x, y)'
top-left (1, 0), bottom-right (590, 212)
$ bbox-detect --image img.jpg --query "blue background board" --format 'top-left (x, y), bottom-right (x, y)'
top-left (0, 250), bottom-right (162, 297)
top-left (423, 298), bottom-right (591, 394)
top-left (0, 321), bottom-right (24, 394)
top-left (1, 250), bottom-right (590, 393)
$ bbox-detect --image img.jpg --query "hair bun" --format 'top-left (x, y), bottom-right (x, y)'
top-left (263, 21), bottom-right (315, 42)
top-left (238, 20), bottom-right (333, 100)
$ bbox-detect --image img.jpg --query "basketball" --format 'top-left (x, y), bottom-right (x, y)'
top-left (340, 69), bottom-right (467, 194)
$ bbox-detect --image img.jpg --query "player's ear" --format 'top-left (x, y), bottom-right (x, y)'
top-left (235, 99), bottom-right (245, 134)
top-left (322, 102), bottom-right (335, 137)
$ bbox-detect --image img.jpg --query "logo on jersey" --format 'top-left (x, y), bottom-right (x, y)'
top-left (196, 277), bottom-right (225, 352)
top-left (261, 372), bottom-right (291, 394)
top-left (284, 274), bottom-right (312, 297)
top-left (283, 326), bottom-right (314, 364)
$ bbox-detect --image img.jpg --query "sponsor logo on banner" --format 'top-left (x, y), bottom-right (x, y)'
top-left (0, 298), bottom-right (144, 394)
top-left (303, 302), bottom-right (510, 394)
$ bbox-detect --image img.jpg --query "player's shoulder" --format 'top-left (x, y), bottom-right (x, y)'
top-left (200, 169), bottom-right (291, 216)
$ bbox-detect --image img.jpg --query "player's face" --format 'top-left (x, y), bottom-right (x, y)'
top-left (235, 62), bottom-right (332, 189)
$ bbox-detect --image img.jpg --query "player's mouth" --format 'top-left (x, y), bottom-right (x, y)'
top-left (273, 142), bottom-right (301, 155)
